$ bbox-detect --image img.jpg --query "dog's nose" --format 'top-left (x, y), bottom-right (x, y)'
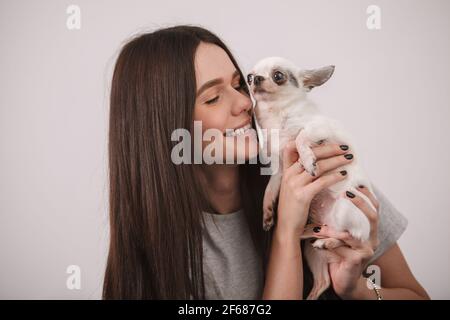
top-left (254, 75), bottom-right (265, 86)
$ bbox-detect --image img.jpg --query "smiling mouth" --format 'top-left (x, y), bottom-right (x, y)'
top-left (224, 123), bottom-right (252, 137)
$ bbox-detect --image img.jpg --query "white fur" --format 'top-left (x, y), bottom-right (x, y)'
top-left (249, 57), bottom-right (377, 299)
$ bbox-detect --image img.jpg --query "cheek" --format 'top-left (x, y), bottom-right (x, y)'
top-left (193, 105), bottom-right (229, 153)
top-left (267, 81), bottom-right (279, 91)
top-left (259, 79), bottom-right (276, 92)
top-left (194, 105), bottom-right (229, 132)
top-left (203, 114), bottom-right (227, 133)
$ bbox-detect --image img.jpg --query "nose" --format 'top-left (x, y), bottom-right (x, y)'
top-left (254, 75), bottom-right (265, 86)
top-left (231, 89), bottom-right (252, 116)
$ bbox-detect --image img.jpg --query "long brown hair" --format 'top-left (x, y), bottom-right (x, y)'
top-left (103, 25), bottom-right (271, 299)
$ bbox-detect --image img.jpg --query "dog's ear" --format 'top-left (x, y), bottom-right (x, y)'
top-left (299, 65), bottom-right (335, 91)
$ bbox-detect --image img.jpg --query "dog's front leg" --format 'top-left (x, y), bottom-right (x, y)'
top-left (295, 128), bottom-right (319, 177)
top-left (262, 170), bottom-right (282, 231)
top-left (295, 117), bottom-right (339, 176)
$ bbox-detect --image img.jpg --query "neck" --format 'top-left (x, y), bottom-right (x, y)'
top-left (197, 164), bottom-right (242, 215)
top-left (256, 95), bottom-right (319, 128)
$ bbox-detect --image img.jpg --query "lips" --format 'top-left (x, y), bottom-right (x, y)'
top-left (224, 120), bottom-right (252, 137)
top-left (234, 119), bottom-right (251, 130)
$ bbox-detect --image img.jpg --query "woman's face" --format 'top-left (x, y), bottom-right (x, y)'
top-left (193, 42), bottom-right (259, 164)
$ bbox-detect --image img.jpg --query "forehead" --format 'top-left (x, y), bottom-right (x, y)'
top-left (194, 42), bottom-right (236, 87)
top-left (252, 57), bottom-right (298, 75)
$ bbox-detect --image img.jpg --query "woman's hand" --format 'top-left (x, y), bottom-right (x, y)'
top-left (263, 141), bottom-right (353, 300)
top-left (276, 141), bottom-right (353, 238)
top-left (310, 186), bottom-right (381, 299)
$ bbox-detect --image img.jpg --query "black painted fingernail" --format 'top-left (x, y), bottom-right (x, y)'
top-left (313, 226), bottom-right (321, 233)
top-left (344, 154), bottom-right (353, 160)
top-left (346, 191), bottom-right (355, 198)
top-left (358, 185), bottom-right (365, 188)
top-left (340, 170), bottom-right (347, 176)
top-left (340, 145), bottom-right (349, 151)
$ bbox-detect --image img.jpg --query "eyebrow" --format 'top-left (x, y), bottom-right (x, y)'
top-left (196, 70), bottom-right (240, 97)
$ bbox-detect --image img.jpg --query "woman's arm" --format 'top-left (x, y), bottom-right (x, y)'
top-left (262, 226), bottom-right (303, 299)
top-left (344, 243), bottom-right (430, 299)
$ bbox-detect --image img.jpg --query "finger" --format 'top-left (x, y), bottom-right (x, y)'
top-left (286, 165), bottom-right (322, 188)
top-left (356, 185), bottom-right (380, 211)
top-left (307, 224), bottom-right (364, 249)
top-left (345, 191), bottom-right (378, 230)
top-left (304, 170), bottom-right (348, 198)
top-left (301, 223), bottom-right (328, 240)
top-left (304, 224), bottom-right (349, 240)
top-left (312, 153), bottom-right (354, 177)
top-left (345, 191), bottom-right (379, 248)
top-left (283, 160), bottom-right (306, 181)
top-left (289, 152), bottom-right (351, 187)
top-left (312, 143), bottom-right (350, 160)
top-left (282, 140), bottom-right (300, 171)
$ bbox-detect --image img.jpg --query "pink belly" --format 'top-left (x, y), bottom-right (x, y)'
top-left (308, 190), bottom-right (336, 225)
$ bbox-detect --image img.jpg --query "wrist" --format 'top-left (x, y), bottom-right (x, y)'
top-left (273, 224), bottom-right (302, 249)
top-left (340, 276), bottom-right (381, 300)
top-left (272, 224), bottom-right (302, 259)
top-left (339, 276), bottom-right (365, 300)
top-left (275, 222), bottom-right (304, 240)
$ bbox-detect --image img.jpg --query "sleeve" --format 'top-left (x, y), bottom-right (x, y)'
top-left (367, 184), bottom-right (408, 264)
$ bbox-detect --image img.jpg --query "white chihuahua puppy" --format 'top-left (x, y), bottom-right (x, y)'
top-left (248, 57), bottom-right (377, 299)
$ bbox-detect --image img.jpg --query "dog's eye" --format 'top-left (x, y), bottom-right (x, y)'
top-left (247, 74), bottom-right (254, 85)
top-left (272, 71), bottom-right (285, 83)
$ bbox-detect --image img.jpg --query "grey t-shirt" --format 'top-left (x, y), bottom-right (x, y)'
top-left (201, 208), bottom-right (264, 299)
top-left (201, 184), bottom-right (408, 299)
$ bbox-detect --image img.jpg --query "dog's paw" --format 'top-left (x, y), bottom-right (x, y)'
top-left (343, 206), bottom-right (371, 242)
top-left (263, 216), bottom-right (274, 231)
top-left (301, 152), bottom-right (317, 177)
top-left (263, 199), bottom-right (275, 231)
top-left (312, 238), bottom-right (345, 250)
top-left (295, 133), bottom-right (317, 177)
top-left (346, 228), bottom-right (369, 242)
top-left (312, 239), bottom-right (326, 249)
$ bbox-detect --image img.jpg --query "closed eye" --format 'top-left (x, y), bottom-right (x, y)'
top-left (205, 74), bottom-right (246, 105)
top-left (205, 96), bottom-right (219, 105)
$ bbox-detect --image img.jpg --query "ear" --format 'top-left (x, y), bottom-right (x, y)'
top-left (299, 65), bottom-right (335, 91)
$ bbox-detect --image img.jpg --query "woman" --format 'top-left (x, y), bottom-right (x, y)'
top-left (103, 25), bottom-right (429, 299)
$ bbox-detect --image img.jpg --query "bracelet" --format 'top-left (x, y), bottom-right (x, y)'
top-left (366, 277), bottom-right (383, 300)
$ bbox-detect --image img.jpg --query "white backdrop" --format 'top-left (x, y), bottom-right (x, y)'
top-left (1, 0), bottom-right (449, 299)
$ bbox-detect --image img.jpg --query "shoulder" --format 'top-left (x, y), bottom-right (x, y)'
top-left (369, 184), bottom-right (408, 263)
